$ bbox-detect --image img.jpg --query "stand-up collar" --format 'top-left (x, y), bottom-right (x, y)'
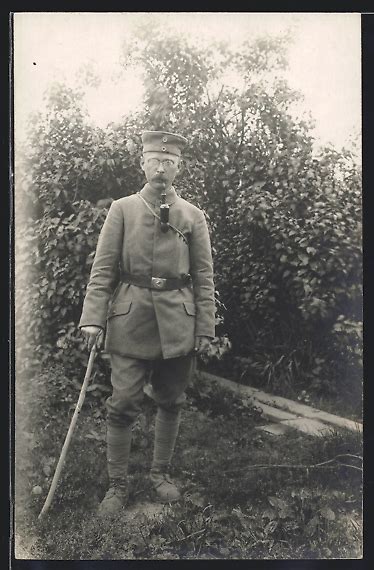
top-left (139, 183), bottom-right (178, 205)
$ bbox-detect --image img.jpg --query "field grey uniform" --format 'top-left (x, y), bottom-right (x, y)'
top-left (79, 130), bottom-right (215, 512)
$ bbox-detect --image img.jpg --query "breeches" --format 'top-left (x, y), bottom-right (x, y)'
top-left (106, 354), bottom-right (196, 427)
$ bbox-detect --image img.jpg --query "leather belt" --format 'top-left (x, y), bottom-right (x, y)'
top-left (121, 272), bottom-right (192, 291)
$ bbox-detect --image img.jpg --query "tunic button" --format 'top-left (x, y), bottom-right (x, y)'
top-left (162, 146), bottom-right (166, 152)
top-left (162, 136), bottom-right (168, 142)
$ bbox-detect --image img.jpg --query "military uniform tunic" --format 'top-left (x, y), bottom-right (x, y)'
top-left (79, 183), bottom-right (215, 360)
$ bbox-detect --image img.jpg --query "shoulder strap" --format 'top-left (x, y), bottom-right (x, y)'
top-left (136, 193), bottom-right (189, 245)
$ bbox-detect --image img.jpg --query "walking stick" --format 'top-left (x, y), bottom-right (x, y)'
top-left (38, 341), bottom-right (98, 519)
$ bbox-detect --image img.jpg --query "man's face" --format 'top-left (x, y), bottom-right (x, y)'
top-left (141, 151), bottom-right (180, 192)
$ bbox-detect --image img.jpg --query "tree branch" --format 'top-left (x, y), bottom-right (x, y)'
top-left (223, 454), bottom-right (363, 475)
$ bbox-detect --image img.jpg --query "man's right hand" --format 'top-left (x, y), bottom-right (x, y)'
top-left (80, 326), bottom-right (103, 351)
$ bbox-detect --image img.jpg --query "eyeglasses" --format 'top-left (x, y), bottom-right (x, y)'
top-left (146, 158), bottom-right (177, 169)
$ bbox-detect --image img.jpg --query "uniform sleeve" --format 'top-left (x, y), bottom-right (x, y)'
top-left (79, 201), bottom-right (124, 329)
top-left (189, 209), bottom-right (216, 338)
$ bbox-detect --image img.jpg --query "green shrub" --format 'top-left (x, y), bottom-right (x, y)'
top-left (16, 28), bottom-right (362, 407)
top-left (16, 200), bottom-right (108, 374)
top-left (215, 147), bottom-right (362, 400)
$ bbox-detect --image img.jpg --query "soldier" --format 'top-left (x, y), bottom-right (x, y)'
top-left (79, 131), bottom-right (215, 516)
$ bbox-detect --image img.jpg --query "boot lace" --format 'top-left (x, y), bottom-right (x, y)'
top-left (106, 480), bottom-right (128, 498)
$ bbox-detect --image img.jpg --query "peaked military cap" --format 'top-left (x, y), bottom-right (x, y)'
top-left (141, 131), bottom-right (188, 157)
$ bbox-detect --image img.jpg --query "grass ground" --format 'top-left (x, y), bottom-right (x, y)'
top-left (14, 367), bottom-right (362, 560)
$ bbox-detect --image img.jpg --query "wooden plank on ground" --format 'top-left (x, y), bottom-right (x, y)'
top-left (254, 402), bottom-right (298, 422)
top-left (255, 423), bottom-right (289, 436)
top-left (281, 417), bottom-right (333, 437)
top-left (199, 371), bottom-right (362, 433)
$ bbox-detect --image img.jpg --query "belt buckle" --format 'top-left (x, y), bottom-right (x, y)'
top-left (152, 277), bottom-right (167, 290)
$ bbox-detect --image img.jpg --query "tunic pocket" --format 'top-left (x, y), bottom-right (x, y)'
top-left (183, 302), bottom-right (196, 316)
top-left (108, 301), bottom-right (132, 318)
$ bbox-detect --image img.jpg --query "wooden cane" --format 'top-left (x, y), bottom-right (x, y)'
top-left (38, 342), bottom-right (98, 519)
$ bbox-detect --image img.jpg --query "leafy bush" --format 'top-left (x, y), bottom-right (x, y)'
top-left (16, 200), bottom-right (108, 374)
top-left (186, 374), bottom-right (264, 421)
top-left (120, 25), bottom-right (362, 401)
top-left (16, 25), bottom-right (362, 408)
top-left (215, 146), bottom-right (362, 401)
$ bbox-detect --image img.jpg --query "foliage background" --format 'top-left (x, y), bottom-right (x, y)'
top-left (15, 19), bottom-right (362, 412)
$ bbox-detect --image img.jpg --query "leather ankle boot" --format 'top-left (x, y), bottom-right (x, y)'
top-left (150, 469), bottom-right (181, 502)
top-left (98, 478), bottom-right (129, 516)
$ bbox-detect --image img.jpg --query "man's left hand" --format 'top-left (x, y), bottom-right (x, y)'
top-left (194, 336), bottom-right (211, 355)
